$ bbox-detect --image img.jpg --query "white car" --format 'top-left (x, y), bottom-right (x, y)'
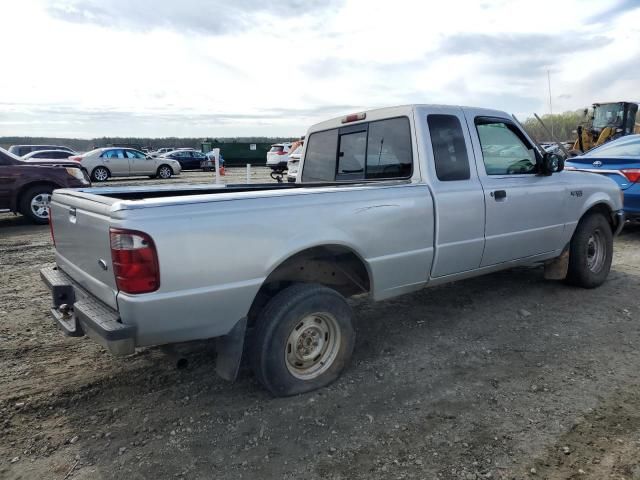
top-left (286, 145), bottom-right (303, 182)
top-left (266, 143), bottom-right (292, 170)
top-left (76, 147), bottom-right (182, 182)
top-left (149, 147), bottom-right (176, 157)
top-left (22, 149), bottom-right (77, 162)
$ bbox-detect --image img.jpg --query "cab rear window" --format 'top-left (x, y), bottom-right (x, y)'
top-left (301, 117), bottom-right (412, 182)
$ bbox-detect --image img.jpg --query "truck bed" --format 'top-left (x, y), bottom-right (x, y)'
top-left (69, 181), bottom-right (368, 201)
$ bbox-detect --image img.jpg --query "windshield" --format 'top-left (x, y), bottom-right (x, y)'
top-left (592, 103), bottom-right (625, 129)
top-left (1, 146), bottom-right (23, 163)
top-left (269, 145), bottom-right (284, 153)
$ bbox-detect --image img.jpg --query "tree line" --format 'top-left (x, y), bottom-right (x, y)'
top-left (520, 110), bottom-right (586, 143)
top-left (0, 136), bottom-right (297, 152)
top-left (3, 108), bottom-right (636, 151)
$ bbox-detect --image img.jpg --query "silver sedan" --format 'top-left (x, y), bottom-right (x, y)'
top-left (78, 147), bottom-right (182, 182)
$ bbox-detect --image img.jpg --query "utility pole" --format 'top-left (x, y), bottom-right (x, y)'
top-left (547, 70), bottom-right (553, 139)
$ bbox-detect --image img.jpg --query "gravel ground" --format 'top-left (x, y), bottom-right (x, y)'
top-left (1, 168), bottom-right (639, 479)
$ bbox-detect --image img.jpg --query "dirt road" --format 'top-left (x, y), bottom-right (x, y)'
top-left (1, 169), bottom-right (639, 479)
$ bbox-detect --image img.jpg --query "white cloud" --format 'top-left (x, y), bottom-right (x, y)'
top-left (0, 0), bottom-right (638, 137)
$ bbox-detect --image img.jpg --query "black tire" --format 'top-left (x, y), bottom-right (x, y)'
top-left (250, 283), bottom-right (355, 397)
top-left (157, 165), bottom-right (173, 179)
top-left (566, 212), bottom-right (613, 288)
top-left (91, 166), bottom-right (110, 182)
top-left (19, 185), bottom-right (54, 225)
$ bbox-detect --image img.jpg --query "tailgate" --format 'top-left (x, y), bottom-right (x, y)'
top-left (50, 191), bottom-right (119, 310)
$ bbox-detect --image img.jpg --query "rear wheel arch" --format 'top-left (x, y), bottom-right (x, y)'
top-left (16, 181), bottom-right (60, 213)
top-left (157, 164), bottom-right (174, 178)
top-left (17, 181), bottom-right (60, 223)
top-left (247, 244), bottom-right (371, 326)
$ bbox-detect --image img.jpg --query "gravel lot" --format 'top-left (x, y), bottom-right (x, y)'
top-left (1, 168), bottom-right (639, 479)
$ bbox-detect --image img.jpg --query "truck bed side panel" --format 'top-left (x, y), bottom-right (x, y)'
top-left (113, 183), bottom-right (434, 346)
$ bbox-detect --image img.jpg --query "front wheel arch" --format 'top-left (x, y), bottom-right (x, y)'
top-left (565, 209), bottom-right (613, 288)
top-left (580, 203), bottom-right (616, 233)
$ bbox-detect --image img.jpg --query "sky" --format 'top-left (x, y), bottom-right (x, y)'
top-left (0, 0), bottom-right (639, 138)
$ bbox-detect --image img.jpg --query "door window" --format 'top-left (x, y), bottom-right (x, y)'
top-left (102, 149), bottom-right (125, 159)
top-left (125, 150), bottom-right (146, 159)
top-left (427, 114), bottom-right (470, 181)
top-left (475, 119), bottom-right (537, 175)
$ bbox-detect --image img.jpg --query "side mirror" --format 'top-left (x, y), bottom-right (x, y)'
top-left (542, 152), bottom-right (564, 175)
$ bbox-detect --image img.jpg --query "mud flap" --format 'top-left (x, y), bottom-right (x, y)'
top-left (544, 249), bottom-right (569, 280)
top-left (215, 317), bottom-right (247, 382)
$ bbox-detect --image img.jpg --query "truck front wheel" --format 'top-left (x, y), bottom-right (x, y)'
top-left (250, 283), bottom-right (355, 396)
top-left (566, 212), bottom-right (613, 288)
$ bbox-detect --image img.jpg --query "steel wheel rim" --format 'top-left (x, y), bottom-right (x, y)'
top-left (159, 167), bottom-right (171, 178)
top-left (285, 313), bottom-right (341, 380)
top-left (94, 168), bottom-right (108, 181)
top-left (30, 193), bottom-right (51, 219)
top-left (586, 229), bottom-right (606, 273)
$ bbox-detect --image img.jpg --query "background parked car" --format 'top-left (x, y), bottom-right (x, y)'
top-left (8, 144), bottom-right (75, 157)
top-left (22, 149), bottom-right (77, 161)
top-left (77, 147), bottom-right (181, 182)
top-left (0, 147), bottom-right (90, 224)
top-left (266, 143), bottom-right (292, 170)
top-left (149, 147), bottom-right (176, 157)
top-left (565, 134), bottom-right (640, 221)
top-left (286, 144), bottom-right (303, 182)
top-left (161, 150), bottom-right (209, 170)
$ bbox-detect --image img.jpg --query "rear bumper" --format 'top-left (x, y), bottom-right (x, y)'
top-left (623, 184), bottom-right (640, 219)
top-left (40, 265), bottom-right (135, 356)
top-left (267, 160), bottom-right (288, 168)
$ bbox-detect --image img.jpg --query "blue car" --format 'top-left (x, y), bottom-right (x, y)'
top-left (566, 135), bottom-right (640, 220)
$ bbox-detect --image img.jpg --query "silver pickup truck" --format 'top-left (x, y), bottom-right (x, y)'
top-left (42, 104), bottom-right (624, 396)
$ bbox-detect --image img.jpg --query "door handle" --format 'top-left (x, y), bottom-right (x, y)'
top-left (491, 190), bottom-right (507, 200)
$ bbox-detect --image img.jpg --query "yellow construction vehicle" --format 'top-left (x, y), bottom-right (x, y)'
top-left (573, 102), bottom-right (639, 153)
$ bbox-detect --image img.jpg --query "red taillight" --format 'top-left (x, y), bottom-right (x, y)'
top-left (621, 169), bottom-right (640, 183)
top-left (276, 150), bottom-right (287, 155)
top-left (69, 155), bottom-right (82, 162)
top-left (48, 208), bottom-right (55, 246)
top-left (109, 228), bottom-right (159, 294)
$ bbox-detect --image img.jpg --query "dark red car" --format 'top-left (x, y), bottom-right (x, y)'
top-left (0, 147), bottom-right (91, 224)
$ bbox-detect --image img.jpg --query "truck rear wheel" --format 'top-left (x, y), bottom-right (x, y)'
top-left (250, 283), bottom-right (355, 396)
top-left (565, 212), bottom-right (613, 288)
